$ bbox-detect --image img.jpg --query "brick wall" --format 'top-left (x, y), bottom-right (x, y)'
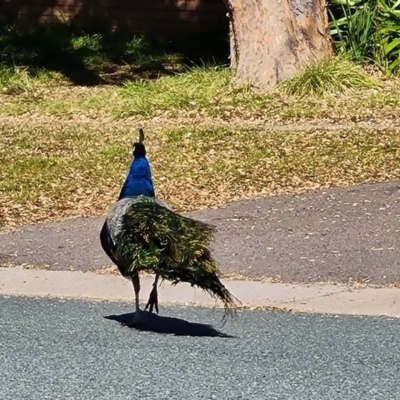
top-left (0, 0), bottom-right (228, 38)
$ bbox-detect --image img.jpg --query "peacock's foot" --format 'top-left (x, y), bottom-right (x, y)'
top-left (129, 308), bottom-right (146, 326)
top-left (145, 286), bottom-right (159, 314)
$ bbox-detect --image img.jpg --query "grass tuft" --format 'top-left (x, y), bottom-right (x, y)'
top-left (0, 64), bottom-right (63, 94)
top-left (279, 57), bottom-right (380, 97)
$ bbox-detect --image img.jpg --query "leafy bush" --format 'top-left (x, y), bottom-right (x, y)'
top-left (329, 0), bottom-right (400, 74)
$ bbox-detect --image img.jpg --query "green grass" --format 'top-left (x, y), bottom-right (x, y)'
top-left (2, 61), bottom-right (399, 124)
top-left (2, 121), bottom-right (400, 231)
top-left (119, 66), bottom-right (235, 117)
top-left (0, 20), bottom-right (399, 123)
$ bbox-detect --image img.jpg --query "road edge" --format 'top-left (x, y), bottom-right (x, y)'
top-left (1, 267), bottom-right (400, 318)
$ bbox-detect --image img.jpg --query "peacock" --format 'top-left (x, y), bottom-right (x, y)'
top-left (100, 128), bottom-right (236, 324)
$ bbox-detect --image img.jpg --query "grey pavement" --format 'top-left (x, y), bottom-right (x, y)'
top-left (1, 295), bottom-right (400, 400)
top-left (1, 180), bottom-right (400, 284)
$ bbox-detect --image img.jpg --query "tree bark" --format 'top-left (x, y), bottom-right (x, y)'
top-left (224, 0), bottom-right (333, 88)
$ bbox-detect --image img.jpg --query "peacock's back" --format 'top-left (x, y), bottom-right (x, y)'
top-left (106, 195), bottom-right (172, 248)
top-left (105, 195), bottom-right (236, 315)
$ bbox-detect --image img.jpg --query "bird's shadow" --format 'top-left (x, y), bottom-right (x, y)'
top-left (104, 312), bottom-right (234, 338)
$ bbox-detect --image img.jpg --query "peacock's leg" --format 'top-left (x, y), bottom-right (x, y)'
top-left (145, 274), bottom-right (159, 314)
top-left (131, 272), bottom-right (143, 323)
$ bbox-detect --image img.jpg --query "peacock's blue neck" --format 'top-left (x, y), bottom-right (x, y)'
top-left (118, 156), bottom-right (155, 200)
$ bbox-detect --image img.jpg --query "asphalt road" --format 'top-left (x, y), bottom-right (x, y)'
top-left (1, 180), bottom-right (400, 284)
top-left (1, 295), bottom-right (399, 400)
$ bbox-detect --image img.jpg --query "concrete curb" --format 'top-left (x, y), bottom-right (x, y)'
top-left (1, 267), bottom-right (400, 317)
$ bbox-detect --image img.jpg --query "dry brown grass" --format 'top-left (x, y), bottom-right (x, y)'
top-left (1, 115), bottom-right (400, 232)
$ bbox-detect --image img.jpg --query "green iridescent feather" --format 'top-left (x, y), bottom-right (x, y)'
top-left (115, 196), bottom-right (237, 315)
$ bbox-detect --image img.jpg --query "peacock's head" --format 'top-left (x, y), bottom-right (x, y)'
top-left (132, 128), bottom-right (146, 158)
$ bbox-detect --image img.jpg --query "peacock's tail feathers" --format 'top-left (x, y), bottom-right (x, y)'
top-left (114, 196), bottom-right (237, 316)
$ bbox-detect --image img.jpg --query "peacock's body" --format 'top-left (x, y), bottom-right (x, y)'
top-left (100, 129), bottom-right (236, 324)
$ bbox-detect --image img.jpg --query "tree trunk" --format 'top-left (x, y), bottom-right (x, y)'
top-left (224, 0), bottom-right (333, 88)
